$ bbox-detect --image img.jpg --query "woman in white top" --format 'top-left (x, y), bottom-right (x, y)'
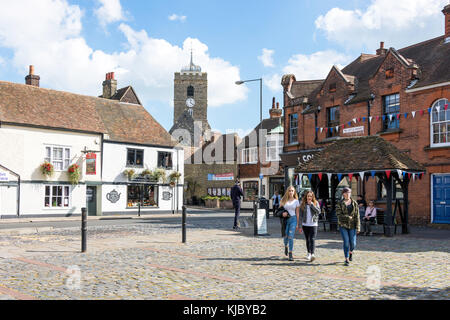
top-left (280, 186), bottom-right (300, 261)
top-left (298, 190), bottom-right (321, 262)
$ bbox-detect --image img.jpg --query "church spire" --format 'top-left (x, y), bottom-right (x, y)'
top-left (182, 46), bottom-right (201, 72)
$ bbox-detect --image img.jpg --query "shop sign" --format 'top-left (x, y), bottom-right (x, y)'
top-left (0, 172), bottom-right (8, 182)
top-left (86, 153), bottom-right (96, 175)
top-left (207, 173), bottom-right (234, 181)
top-left (343, 126), bottom-right (364, 134)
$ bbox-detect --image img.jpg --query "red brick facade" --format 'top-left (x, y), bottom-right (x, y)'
top-left (281, 10), bottom-right (450, 225)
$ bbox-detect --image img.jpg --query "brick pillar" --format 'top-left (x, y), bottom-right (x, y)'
top-left (25, 65), bottom-right (40, 87)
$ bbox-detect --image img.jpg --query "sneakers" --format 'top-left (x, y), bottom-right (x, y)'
top-left (232, 226), bottom-right (240, 230)
top-left (344, 260), bottom-right (350, 266)
top-left (306, 253), bottom-right (312, 261)
top-left (310, 254), bottom-right (316, 262)
top-left (288, 252), bottom-right (294, 261)
top-left (349, 252), bottom-right (353, 261)
top-left (284, 246), bottom-right (288, 256)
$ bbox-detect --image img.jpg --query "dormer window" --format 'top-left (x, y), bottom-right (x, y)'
top-left (329, 83), bottom-right (336, 93)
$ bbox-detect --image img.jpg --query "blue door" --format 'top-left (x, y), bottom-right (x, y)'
top-left (433, 175), bottom-right (450, 224)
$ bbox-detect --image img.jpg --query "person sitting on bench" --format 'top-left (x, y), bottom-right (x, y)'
top-left (362, 200), bottom-right (377, 236)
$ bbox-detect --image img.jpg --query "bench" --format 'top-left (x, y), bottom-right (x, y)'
top-left (319, 211), bottom-right (338, 232)
top-left (363, 209), bottom-right (403, 235)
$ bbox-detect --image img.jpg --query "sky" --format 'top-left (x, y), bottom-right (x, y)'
top-left (0, 0), bottom-right (448, 138)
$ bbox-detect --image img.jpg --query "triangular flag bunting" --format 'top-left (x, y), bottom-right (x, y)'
top-left (318, 173), bottom-right (323, 181)
top-left (369, 116), bottom-right (373, 123)
top-left (348, 173), bottom-right (353, 182)
top-left (299, 174), bottom-right (303, 184)
top-left (371, 171), bottom-right (376, 178)
top-left (436, 106), bottom-right (440, 112)
top-left (376, 116), bottom-right (380, 121)
top-left (315, 127), bottom-right (319, 133)
top-left (396, 169), bottom-right (402, 179)
top-left (348, 121), bottom-right (352, 126)
top-left (385, 170), bottom-right (391, 179)
top-left (420, 110), bottom-right (424, 116)
top-left (330, 127), bottom-right (333, 133)
top-left (327, 173), bottom-right (332, 182)
top-left (362, 117), bottom-right (366, 122)
top-left (337, 174), bottom-right (342, 181)
top-left (445, 104), bottom-right (448, 110)
top-left (412, 173), bottom-right (416, 181)
top-left (408, 173), bottom-right (412, 179)
top-left (307, 174), bottom-right (312, 181)
top-left (336, 125), bottom-right (339, 132)
top-left (353, 118), bottom-right (357, 124)
top-left (402, 171), bottom-right (406, 179)
top-left (404, 112), bottom-right (408, 119)
top-left (412, 111), bottom-right (416, 118)
top-left (428, 108), bottom-right (431, 114)
top-left (396, 113), bottom-right (401, 120)
top-left (325, 127), bottom-right (328, 133)
top-left (359, 172), bottom-right (364, 180)
top-left (320, 127), bottom-right (323, 133)
top-left (382, 115), bottom-right (386, 121)
top-left (389, 114), bottom-right (393, 122)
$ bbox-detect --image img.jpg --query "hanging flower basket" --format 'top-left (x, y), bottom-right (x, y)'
top-left (40, 161), bottom-right (54, 178)
top-left (68, 164), bottom-right (81, 185)
top-left (123, 169), bottom-right (136, 180)
top-left (152, 168), bottom-right (166, 183)
top-left (169, 171), bottom-right (182, 183)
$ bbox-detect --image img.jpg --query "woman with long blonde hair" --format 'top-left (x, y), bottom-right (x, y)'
top-left (279, 186), bottom-right (300, 261)
top-left (298, 190), bottom-right (321, 262)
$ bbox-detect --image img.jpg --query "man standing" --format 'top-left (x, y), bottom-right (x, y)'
top-left (272, 191), bottom-right (281, 216)
top-left (231, 179), bottom-right (243, 230)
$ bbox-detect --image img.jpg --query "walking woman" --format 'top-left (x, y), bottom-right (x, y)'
top-left (298, 190), bottom-right (321, 262)
top-left (336, 187), bottom-right (360, 266)
top-left (280, 186), bottom-right (300, 261)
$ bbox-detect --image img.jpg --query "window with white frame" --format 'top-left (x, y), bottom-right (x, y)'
top-left (241, 147), bottom-right (258, 164)
top-left (266, 134), bottom-right (283, 161)
top-left (431, 98), bottom-right (449, 147)
top-left (44, 185), bottom-right (70, 208)
top-left (45, 146), bottom-right (71, 170)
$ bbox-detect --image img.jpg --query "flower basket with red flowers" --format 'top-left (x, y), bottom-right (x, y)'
top-left (40, 161), bottom-right (54, 178)
top-left (68, 163), bottom-right (81, 185)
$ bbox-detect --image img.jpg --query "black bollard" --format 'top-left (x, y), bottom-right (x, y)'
top-left (81, 207), bottom-right (87, 253)
top-left (182, 206), bottom-right (186, 243)
top-left (253, 201), bottom-right (257, 236)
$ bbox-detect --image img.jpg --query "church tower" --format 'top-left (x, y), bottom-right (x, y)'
top-left (170, 51), bottom-right (211, 146)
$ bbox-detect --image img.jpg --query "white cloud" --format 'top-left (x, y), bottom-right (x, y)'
top-left (264, 73), bottom-right (282, 92)
top-left (258, 48), bottom-right (275, 67)
top-left (282, 50), bottom-right (351, 80)
top-left (168, 14), bottom-right (187, 22)
top-left (0, 0), bottom-right (246, 110)
top-left (94, 0), bottom-right (125, 27)
top-left (315, 0), bottom-right (448, 51)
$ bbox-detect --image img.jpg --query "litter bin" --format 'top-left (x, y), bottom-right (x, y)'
top-left (259, 197), bottom-right (270, 219)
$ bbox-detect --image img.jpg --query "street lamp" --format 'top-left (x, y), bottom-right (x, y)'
top-left (235, 78), bottom-right (263, 205)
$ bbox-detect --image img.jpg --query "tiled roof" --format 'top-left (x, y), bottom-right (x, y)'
top-left (0, 81), bottom-right (175, 147)
top-left (295, 136), bottom-right (425, 173)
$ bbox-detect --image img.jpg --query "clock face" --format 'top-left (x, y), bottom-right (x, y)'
top-left (186, 97), bottom-right (195, 107)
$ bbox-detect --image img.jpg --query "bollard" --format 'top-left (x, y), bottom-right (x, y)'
top-left (81, 207), bottom-right (87, 253)
top-left (182, 206), bottom-right (186, 243)
top-left (253, 201), bottom-right (257, 236)
top-left (138, 201), bottom-right (141, 217)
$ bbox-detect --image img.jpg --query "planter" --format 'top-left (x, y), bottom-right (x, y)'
top-left (205, 199), bottom-right (220, 208)
top-left (220, 200), bottom-right (234, 209)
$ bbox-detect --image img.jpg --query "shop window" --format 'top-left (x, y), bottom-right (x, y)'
top-left (243, 181), bottom-right (259, 202)
top-left (382, 93), bottom-right (400, 131)
top-left (127, 185), bottom-right (158, 208)
top-left (45, 146), bottom-right (71, 170)
top-left (127, 148), bottom-right (144, 167)
top-left (157, 152), bottom-right (173, 169)
top-left (44, 185), bottom-right (70, 208)
top-left (266, 134), bottom-right (283, 161)
top-left (431, 98), bottom-right (449, 147)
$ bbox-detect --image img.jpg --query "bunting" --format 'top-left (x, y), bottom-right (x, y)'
top-left (313, 105), bottom-right (445, 132)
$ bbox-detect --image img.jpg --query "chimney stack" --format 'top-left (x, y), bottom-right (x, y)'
top-left (269, 98), bottom-right (282, 119)
top-left (443, 5), bottom-right (450, 43)
top-left (25, 65), bottom-right (40, 87)
top-left (102, 72), bottom-right (117, 99)
top-left (376, 41), bottom-right (387, 55)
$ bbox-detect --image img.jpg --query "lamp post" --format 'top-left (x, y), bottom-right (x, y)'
top-left (235, 78), bottom-right (263, 204)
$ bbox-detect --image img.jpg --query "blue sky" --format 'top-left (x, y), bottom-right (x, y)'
top-left (0, 0), bottom-right (447, 137)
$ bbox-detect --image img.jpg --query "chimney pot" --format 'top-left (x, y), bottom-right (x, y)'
top-left (102, 71), bottom-right (117, 99)
top-left (272, 97), bottom-right (275, 108)
top-left (25, 65), bottom-right (40, 87)
top-left (443, 4), bottom-right (450, 42)
top-left (380, 41), bottom-right (384, 49)
top-left (276, 102), bottom-right (279, 109)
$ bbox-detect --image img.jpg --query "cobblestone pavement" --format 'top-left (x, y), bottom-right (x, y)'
top-left (0, 214), bottom-right (449, 300)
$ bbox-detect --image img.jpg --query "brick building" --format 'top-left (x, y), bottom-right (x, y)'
top-left (281, 5), bottom-right (450, 225)
top-left (238, 98), bottom-right (284, 209)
